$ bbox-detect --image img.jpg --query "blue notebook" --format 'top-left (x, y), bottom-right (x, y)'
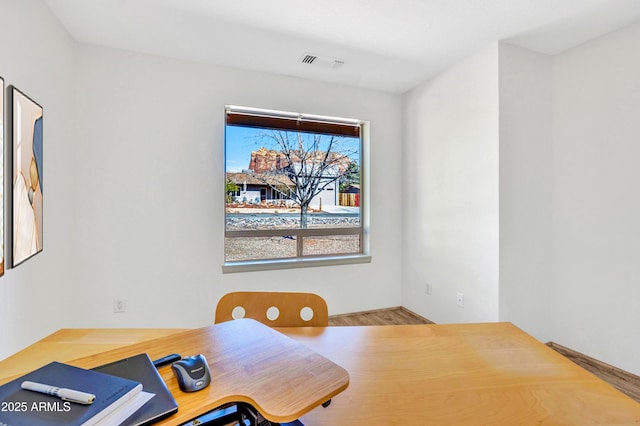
top-left (0, 361), bottom-right (142, 426)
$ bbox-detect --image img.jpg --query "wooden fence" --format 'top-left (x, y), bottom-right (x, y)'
top-left (339, 193), bottom-right (360, 207)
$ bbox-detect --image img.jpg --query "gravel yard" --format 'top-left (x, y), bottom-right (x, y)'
top-left (226, 215), bottom-right (360, 230)
top-left (225, 234), bottom-right (360, 261)
top-left (225, 211), bottom-right (361, 260)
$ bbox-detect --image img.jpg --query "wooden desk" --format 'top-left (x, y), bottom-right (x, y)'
top-left (288, 323), bottom-right (640, 425)
top-left (0, 320), bottom-right (349, 425)
top-left (2, 322), bottom-right (639, 425)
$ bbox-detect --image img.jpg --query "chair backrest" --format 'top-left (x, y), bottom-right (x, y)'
top-left (215, 292), bottom-right (328, 327)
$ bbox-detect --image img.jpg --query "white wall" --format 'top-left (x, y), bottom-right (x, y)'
top-left (0, 0), bottom-right (76, 359)
top-left (70, 44), bottom-right (403, 328)
top-left (402, 44), bottom-right (500, 323)
top-left (4, 0), bottom-right (639, 379)
top-left (551, 21), bottom-right (640, 375)
top-left (498, 43), bottom-right (553, 342)
top-left (0, 1), bottom-right (402, 358)
top-left (403, 24), bottom-right (640, 376)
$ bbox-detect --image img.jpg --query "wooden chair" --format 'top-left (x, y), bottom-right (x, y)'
top-left (215, 291), bottom-right (329, 327)
top-left (214, 292), bottom-right (333, 418)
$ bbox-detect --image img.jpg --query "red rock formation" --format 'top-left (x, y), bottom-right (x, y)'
top-left (248, 147), bottom-right (351, 174)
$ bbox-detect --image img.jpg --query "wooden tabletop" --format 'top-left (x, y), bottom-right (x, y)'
top-left (285, 323), bottom-right (640, 425)
top-left (0, 328), bottom-right (188, 380)
top-left (2, 322), bottom-right (639, 425)
top-left (0, 320), bottom-right (349, 425)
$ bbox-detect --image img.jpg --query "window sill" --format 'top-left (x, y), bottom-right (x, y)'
top-left (222, 254), bottom-right (372, 274)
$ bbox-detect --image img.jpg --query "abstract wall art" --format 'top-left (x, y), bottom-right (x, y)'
top-left (11, 87), bottom-right (43, 267)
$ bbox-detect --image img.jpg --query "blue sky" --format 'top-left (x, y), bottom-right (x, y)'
top-left (225, 126), bottom-right (259, 172)
top-left (225, 125), bottom-right (360, 172)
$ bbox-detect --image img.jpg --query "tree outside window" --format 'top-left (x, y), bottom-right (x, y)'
top-left (224, 106), bottom-right (364, 265)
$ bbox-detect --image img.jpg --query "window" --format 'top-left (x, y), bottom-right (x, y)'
top-left (224, 106), bottom-right (368, 271)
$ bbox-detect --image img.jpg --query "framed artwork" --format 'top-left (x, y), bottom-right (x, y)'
top-left (11, 86), bottom-right (43, 267)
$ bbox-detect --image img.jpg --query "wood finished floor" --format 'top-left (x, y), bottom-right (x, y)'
top-left (546, 341), bottom-right (640, 403)
top-left (328, 306), bottom-right (434, 326)
top-left (329, 307), bottom-right (640, 404)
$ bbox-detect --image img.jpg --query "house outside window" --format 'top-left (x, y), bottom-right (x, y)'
top-left (224, 106), bottom-right (368, 271)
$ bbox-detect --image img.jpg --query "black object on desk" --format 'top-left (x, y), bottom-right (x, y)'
top-left (171, 354), bottom-right (211, 392)
top-left (152, 353), bottom-right (182, 368)
top-left (93, 353), bottom-right (178, 426)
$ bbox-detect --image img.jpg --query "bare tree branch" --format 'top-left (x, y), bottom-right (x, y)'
top-left (247, 130), bottom-right (357, 228)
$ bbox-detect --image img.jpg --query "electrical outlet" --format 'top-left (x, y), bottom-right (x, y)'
top-left (456, 293), bottom-right (464, 307)
top-left (113, 298), bottom-right (126, 313)
top-left (425, 283), bottom-right (433, 295)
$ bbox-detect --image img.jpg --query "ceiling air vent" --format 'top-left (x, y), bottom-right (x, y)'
top-left (299, 52), bottom-right (344, 69)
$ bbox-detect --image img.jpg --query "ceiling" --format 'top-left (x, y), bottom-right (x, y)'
top-left (43, 0), bottom-right (640, 93)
